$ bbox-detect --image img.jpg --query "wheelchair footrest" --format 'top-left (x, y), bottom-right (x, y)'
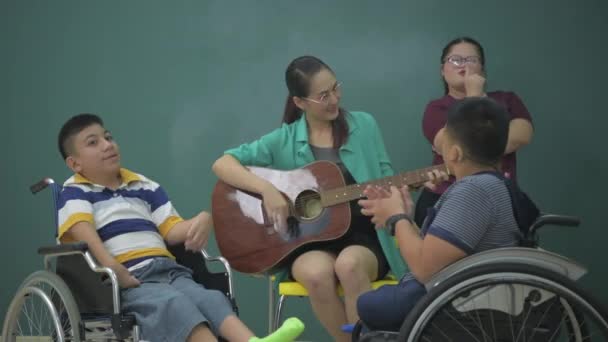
top-left (111, 313), bottom-right (136, 339)
top-left (359, 330), bottom-right (399, 342)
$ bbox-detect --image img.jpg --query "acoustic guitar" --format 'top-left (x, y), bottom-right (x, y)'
top-left (212, 161), bottom-right (449, 274)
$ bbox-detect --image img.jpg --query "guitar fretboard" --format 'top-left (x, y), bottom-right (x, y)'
top-left (320, 164), bottom-right (449, 207)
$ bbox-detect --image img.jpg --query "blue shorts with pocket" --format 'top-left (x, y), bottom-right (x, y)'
top-left (121, 257), bottom-right (235, 341)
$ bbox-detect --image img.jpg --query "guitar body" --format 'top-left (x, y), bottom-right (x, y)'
top-left (212, 161), bottom-right (351, 274)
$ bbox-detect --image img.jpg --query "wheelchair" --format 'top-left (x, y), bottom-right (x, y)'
top-left (353, 214), bottom-right (608, 342)
top-left (2, 178), bottom-right (238, 342)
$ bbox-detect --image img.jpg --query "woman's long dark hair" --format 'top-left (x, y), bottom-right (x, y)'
top-left (283, 56), bottom-right (349, 148)
top-left (440, 37), bottom-right (486, 94)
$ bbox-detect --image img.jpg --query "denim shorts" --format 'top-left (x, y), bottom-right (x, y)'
top-left (121, 257), bottom-right (235, 341)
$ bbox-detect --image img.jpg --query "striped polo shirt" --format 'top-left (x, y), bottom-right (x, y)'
top-left (402, 173), bottom-right (521, 283)
top-left (57, 168), bottom-right (183, 268)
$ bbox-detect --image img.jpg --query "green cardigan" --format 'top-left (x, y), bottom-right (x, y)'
top-left (225, 111), bottom-right (407, 280)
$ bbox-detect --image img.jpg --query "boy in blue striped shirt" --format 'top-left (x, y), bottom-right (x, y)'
top-left (357, 97), bottom-right (522, 331)
top-left (57, 113), bottom-right (303, 342)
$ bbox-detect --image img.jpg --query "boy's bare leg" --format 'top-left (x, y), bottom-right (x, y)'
top-left (218, 315), bottom-right (256, 342)
top-left (188, 323), bottom-right (218, 342)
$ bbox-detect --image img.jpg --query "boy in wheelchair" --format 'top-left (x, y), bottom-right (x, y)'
top-left (56, 114), bottom-right (304, 342)
top-left (357, 97), bottom-right (524, 332)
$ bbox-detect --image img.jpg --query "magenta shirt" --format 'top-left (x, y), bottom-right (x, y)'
top-left (422, 91), bottom-right (533, 194)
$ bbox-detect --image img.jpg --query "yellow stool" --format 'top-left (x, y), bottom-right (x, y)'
top-left (267, 276), bottom-right (398, 332)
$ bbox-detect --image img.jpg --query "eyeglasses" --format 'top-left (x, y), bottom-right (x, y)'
top-left (445, 55), bottom-right (481, 67)
top-left (305, 82), bottom-right (342, 105)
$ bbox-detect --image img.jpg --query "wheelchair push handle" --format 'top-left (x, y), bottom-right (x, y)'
top-left (529, 214), bottom-right (581, 237)
top-left (542, 214), bottom-right (581, 226)
top-left (30, 178), bottom-right (55, 194)
top-left (535, 214), bottom-right (581, 227)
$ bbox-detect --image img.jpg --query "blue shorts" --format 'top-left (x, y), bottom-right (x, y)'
top-left (357, 277), bottom-right (427, 331)
top-left (121, 257), bottom-right (235, 341)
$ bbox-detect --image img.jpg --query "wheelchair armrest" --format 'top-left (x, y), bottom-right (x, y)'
top-left (529, 214), bottom-right (581, 236)
top-left (30, 177), bottom-right (55, 194)
top-left (201, 248), bottom-right (228, 266)
top-left (201, 248), bottom-right (235, 298)
top-left (38, 241), bottom-right (89, 255)
top-left (39, 242), bottom-right (122, 315)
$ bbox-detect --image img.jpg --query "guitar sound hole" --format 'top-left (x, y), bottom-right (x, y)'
top-left (295, 190), bottom-right (323, 220)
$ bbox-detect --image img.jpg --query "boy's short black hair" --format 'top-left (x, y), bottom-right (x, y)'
top-left (445, 97), bottom-right (509, 166)
top-left (58, 113), bottom-right (104, 159)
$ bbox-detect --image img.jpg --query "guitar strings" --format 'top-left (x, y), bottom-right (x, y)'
top-left (295, 166), bottom-right (441, 201)
top-left (289, 178), bottom-right (433, 207)
top-left (291, 176), bottom-right (433, 203)
top-left (264, 165), bottom-right (446, 210)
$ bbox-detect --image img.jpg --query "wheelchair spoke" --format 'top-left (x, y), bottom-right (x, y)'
top-left (567, 310), bottom-right (585, 340)
top-left (16, 311), bottom-right (24, 336)
top-left (442, 307), bottom-right (483, 342)
top-left (40, 285), bottom-right (52, 336)
top-left (400, 265), bottom-right (608, 342)
top-left (515, 299), bottom-right (535, 342)
top-left (509, 306), bottom-right (516, 342)
top-left (25, 294), bottom-right (42, 336)
top-left (31, 283), bottom-right (48, 337)
top-left (460, 308), bottom-right (491, 341)
top-left (34, 293), bottom-right (46, 336)
top-left (57, 297), bottom-right (72, 335)
top-left (582, 330), bottom-right (602, 341)
top-left (577, 315), bottom-right (604, 341)
top-left (428, 321), bottom-right (454, 341)
top-left (452, 293), bottom-right (495, 342)
top-left (20, 295), bottom-right (32, 335)
top-left (5, 271), bottom-right (84, 341)
top-left (10, 282), bottom-right (78, 340)
top-left (550, 318), bottom-right (569, 341)
top-left (35, 288), bottom-right (49, 337)
top-left (572, 314), bottom-right (605, 342)
top-left (527, 295), bottom-right (558, 342)
top-left (473, 305), bottom-right (494, 342)
top-left (489, 295), bottom-right (497, 342)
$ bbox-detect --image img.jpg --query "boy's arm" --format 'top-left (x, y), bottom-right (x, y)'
top-left (66, 221), bottom-right (140, 288)
top-left (148, 184), bottom-right (210, 251)
top-left (393, 220), bottom-right (466, 282)
top-left (165, 211), bottom-right (212, 251)
top-left (359, 186), bottom-right (466, 283)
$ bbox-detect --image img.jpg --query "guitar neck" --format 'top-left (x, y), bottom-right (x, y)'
top-left (320, 164), bottom-right (449, 207)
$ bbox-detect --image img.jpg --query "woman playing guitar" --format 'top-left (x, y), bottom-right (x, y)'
top-left (213, 56), bottom-right (442, 341)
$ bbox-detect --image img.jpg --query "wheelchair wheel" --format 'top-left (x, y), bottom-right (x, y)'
top-left (399, 263), bottom-right (608, 342)
top-left (2, 270), bottom-right (83, 342)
